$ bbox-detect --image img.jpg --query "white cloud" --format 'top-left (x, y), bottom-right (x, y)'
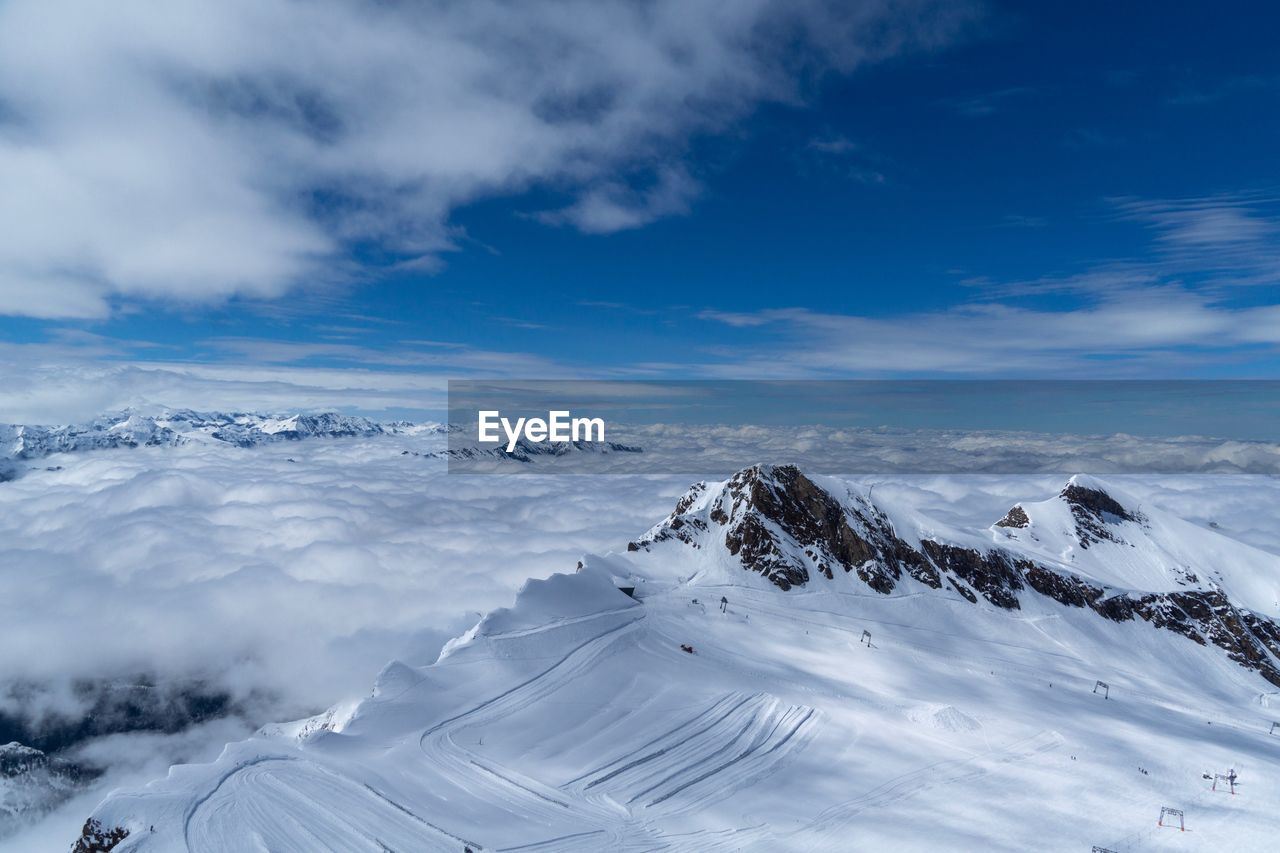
top-left (0, 333), bottom-right (606, 422)
top-left (1113, 194), bottom-right (1277, 248)
top-left (696, 187), bottom-right (1280, 380)
top-left (0, 436), bottom-right (692, 722)
top-left (0, 717), bottom-right (255, 851)
top-left (959, 193), bottom-right (1280, 304)
top-left (696, 289), bottom-right (1280, 375)
top-left (533, 165), bottom-right (700, 233)
top-left (806, 134), bottom-right (860, 154)
top-left (2, 425), bottom-right (1276, 731)
top-left (0, 0), bottom-right (975, 319)
top-left (0, 357), bottom-right (450, 424)
top-left (3, 420), bottom-right (1280, 845)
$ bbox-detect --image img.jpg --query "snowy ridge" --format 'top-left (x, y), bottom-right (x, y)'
top-left (440, 433), bottom-right (643, 465)
top-left (0, 410), bottom-right (430, 465)
top-left (0, 410), bottom-right (471, 484)
top-left (632, 465), bottom-right (1280, 685)
top-left (79, 465), bottom-right (1280, 851)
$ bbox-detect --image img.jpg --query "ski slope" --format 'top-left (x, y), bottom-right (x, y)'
top-left (84, 473), bottom-right (1280, 852)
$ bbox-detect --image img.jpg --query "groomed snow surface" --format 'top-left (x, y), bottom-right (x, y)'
top-left (89, 479), bottom-right (1280, 853)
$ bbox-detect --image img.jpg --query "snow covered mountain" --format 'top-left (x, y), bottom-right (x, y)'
top-left (77, 466), bottom-right (1280, 851)
top-left (0, 411), bottom-right (639, 479)
top-left (0, 745), bottom-right (94, 838)
top-left (0, 411), bottom-right (406, 465)
top-left (439, 433), bottom-right (644, 465)
top-left (631, 466), bottom-right (1280, 687)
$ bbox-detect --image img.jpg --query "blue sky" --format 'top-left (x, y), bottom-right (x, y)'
top-left (1, 1), bottom-right (1279, 419)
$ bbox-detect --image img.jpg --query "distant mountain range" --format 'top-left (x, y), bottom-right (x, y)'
top-left (0, 410), bottom-right (641, 481)
top-left (0, 410), bottom-right (432, 463)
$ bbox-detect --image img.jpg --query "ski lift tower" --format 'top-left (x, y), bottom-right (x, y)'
top-left (1157, 806), bottom-right (1185, 831)
top-left (1093, 680), bottom-right (1110, 699)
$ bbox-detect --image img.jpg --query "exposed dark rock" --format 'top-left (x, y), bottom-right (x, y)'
top-left (995, 505), bottom-right (1029, 528)
top-left (1092, 593), bottom-right (1137, 623)
top-left (1062, 483), bottom-right (1134, 521)
top-left (444, 437), bottom-right (643, 465)
top-left (723, 512), bottom-right (810, 590)
top-left (70, 818), bottom-right (128, 853)
top-left (629, 483), bottom-right (709, 551)
top-left (1061, 483), bottom-right (1143, 547)
top-left (672, 482), bottom-right (707, 516)
top-left (1134, 591), bottom-right (1280, 687)
top-left (1024, 564), bottom-right (1102, 609)
top-left (635, 465), bottom-right (1280, 689)
top-left (919, 541), bottom-right (1023, 610)
top-left (1241, 610), bottom-right (1280, 659)
top-left (711, 466), bottom-right (937, 593)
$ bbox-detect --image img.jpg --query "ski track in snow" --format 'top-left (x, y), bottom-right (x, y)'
top-left (185, 758), bottom-right (480, 852)
top-left (155, 575), bottom-right (1280, 852)
top-left (419, 613), bottom-right (645, 740)
top-left (411, 608), bottom-right (817, 848)
top-left (798, 729), bottom-right (1065, 849)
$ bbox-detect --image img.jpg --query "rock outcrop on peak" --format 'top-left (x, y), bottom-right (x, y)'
top-left (995, 505), bottom-right (1029, 528)
top-left (634, 465), bottom-right (939, 592)
top-left (1060, 480), bottom-right (1145, 547)
top-left (70, 818), bottom-right (128, 853)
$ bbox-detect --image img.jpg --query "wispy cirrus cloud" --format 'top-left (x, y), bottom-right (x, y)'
top-left (698, 190), bottom-right (1280, 375)
top-left (0, 0), bottom-right (978, 320)
top-left (698, 291), bottom-right (1280, 376)
top-left (1109, 193), bottom-right (1280, 279)
top-left (807, 134), bottom-right (861, 154)
top-left (1166, 74), bottom-right (1280, 107)
top-left (801, 133), bottom-right (889, 183)
top-left (0, 331), bottom-right (592, 422)
top-left (530, 165), bottom-right (700, 233)
top-left (947, 85), bottom-right (1036, 117)
top-left (960, 192), bottom-right (1280, 301)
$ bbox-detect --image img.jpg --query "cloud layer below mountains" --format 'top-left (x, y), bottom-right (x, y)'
top-left (4, 426), bottom-right (1280, 726)
top-left (4, 425), bottom-right (1280, 845)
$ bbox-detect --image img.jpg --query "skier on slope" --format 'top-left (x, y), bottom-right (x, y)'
top-left (720, 595), bottom-right (728, 613)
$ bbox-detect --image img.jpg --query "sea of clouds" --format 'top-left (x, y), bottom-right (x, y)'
top-left (3, 423), bottom-right (1280, 847)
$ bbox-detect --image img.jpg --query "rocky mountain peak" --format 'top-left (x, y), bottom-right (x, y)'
top-left (627, 465), bottom-right (1280, 688)
top-left (716, 464), bottom-right (880, 590)
top-left (1059, 475), bottom-right (1145, 547)
top-left (995, 504), bottom-right (1030, 528)
top-left (632, 464), bottom-right (941, 593)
